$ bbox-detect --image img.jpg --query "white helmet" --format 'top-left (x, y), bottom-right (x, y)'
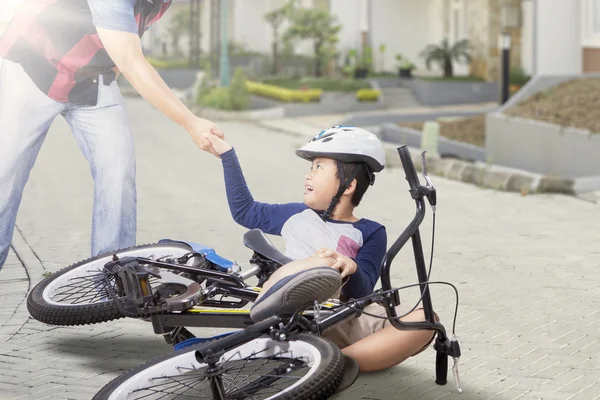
top-left (295, 126), bottom-right (386, 173)
top-left (296, 126), bottom-right (386, 220)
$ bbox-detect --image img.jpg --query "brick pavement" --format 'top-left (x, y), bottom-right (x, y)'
top-left (0, 98), bottom-right (599, 399)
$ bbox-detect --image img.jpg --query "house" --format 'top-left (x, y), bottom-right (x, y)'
top-left (520, 0), bottom-right (600, 75)
top-left (142, 0), bottom-right (527, 81)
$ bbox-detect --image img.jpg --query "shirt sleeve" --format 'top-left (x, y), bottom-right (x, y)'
top-left (220, 148), bottom-right (307, 235)
top-left (341, 225), bottom-right (387, 299)
top-left (87, 0), bottom-right (139, 34)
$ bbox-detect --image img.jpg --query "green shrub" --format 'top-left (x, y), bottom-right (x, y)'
top-left (356, 88), bottom-right (380, 102)
top-left (229, 68), bottom-right (251, 110)
top-left (246, 81), bottom-right (321, 102)
top-left (261, 77), bottom-right (368, 92)
top-left (196, 67), bottom-right (251, 111)
top-left (146, 57), bottom-right (190, 69)
top-left (510, 66), bottom-right (531, 86)
top-left (198, 87), bottom-right (232, 109)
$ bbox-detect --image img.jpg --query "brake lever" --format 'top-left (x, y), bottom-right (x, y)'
top-left (421, 152), bottom-right (437, 212)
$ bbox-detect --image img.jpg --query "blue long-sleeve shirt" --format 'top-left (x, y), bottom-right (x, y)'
top-left (220, 148), bottom-right (387, 299)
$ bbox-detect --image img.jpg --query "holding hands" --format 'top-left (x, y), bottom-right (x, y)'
top-left (186, 117), bottom-right (231, 157)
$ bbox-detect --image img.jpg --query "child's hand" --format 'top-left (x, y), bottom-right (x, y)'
top-left (316, 248), bottom-right (357, 278)
top-left (186, 117), bottom-right (224, 157)
top-left (203, 131), bottom-right (232, 157)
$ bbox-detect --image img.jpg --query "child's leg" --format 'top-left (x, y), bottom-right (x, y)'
top-left (250, 256), bottom-right (341, 322)
top-left (256, 255), bottom-right (336, 302)
top-left (340, 308), bottom-right (435, 372)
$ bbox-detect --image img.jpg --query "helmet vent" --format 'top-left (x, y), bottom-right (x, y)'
top-left (322, 137), bottom-right (333, 142)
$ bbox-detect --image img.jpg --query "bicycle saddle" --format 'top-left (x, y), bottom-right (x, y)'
top-left (243, 229), bottom-right (293, 266)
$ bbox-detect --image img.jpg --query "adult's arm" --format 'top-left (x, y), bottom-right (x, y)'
top-left (87, 0), bottom-right (221, 153)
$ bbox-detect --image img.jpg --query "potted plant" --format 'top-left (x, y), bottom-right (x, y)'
top-left (354, 46), bottom-right (372, 79)
top-left (419, 38), bottom-right (472, 78)
top-left (396, 54), bottom-right (415, 78)
top-left (509, 66), bottom-right (531, 94)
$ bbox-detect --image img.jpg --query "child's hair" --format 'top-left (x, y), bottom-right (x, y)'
top-left (338, 162), bottom-right (371, 206)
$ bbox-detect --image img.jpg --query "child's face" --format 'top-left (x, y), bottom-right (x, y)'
top-left (304, 157), bottom-right (340, 209)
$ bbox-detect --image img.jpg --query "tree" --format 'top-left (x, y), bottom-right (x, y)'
top-left (168, 9), bottom-right (191, 58)
top-left (283, 7), bottom-right (341, 77)
top-left (264, 0), bottom-right (294, 75)
top-left (420, 38), bottom-right (472, 78)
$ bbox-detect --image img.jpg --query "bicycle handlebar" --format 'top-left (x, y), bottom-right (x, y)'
top-left (398, 145), bottom-right (420, 191)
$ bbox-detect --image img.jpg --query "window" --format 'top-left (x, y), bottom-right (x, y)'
top-left (583, 0), bottom-right (600, 47)
top-left (449, 0), bottom-right (466, 43)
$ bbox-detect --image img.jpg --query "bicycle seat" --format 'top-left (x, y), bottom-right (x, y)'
top-left (243, 229), bottom-right (293, 266)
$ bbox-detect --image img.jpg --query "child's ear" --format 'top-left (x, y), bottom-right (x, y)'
top-left (343, 178), bottom-right (357, 197)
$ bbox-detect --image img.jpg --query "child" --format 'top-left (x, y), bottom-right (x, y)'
top-left (201, 126), bottom-right (436, 374)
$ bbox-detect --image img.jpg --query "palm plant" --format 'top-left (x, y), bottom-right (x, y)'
top-left (420, 38), bottom-right (472, 78)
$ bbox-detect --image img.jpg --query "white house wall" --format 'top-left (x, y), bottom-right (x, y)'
top-left (370, 0), bottom-right (431, 72)
top-left (534, 0), bottom-right (582, 75)
top-left (330, 0), bottom-right (362, 57)
top-left (231, 0), bottom-right (271, 54)
top-left (520, 0), bottom-right (534, 75)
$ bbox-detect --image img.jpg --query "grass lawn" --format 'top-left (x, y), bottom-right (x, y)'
top-left (260, 77), bottom-right (370, 92)
top-left (398, 115), bottom-right (486, 147)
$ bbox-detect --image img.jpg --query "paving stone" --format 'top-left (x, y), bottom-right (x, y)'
top-left (0, 98), bottom-right (598, 399)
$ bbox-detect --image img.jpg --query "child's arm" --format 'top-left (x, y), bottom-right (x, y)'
top-left (203, 133), bottom-right (306, 235)
top-left (340, 226), bottom-right (387, 299)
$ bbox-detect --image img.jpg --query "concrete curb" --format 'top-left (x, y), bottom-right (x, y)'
top-left (254, 120), bottom-right (584, 196)
top-left (379, 123), bottom-right (486, 162)
top-left (191, 104), bottom-right (285, 121)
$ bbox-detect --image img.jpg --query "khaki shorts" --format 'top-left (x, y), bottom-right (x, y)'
top-left (322, 302), bottom-right (438, 356)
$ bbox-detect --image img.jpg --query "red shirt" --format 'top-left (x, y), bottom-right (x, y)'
top-left (0, 0), bottom-right (171, 105)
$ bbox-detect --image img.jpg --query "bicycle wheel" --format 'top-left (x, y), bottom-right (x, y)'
top-left (27, 242), bottom-right (195, 326)
top-left (94, 334), bottom-right (345, 400)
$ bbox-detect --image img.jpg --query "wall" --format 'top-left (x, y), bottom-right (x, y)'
top-left (231, 0), bottom-right (271, 54)
top-left (535, 0), bottom-right (582, 74)
top-left (486, 113), bottom-right (600, 179)
top-left (520, 0), bottom-right (534, 75)
top-left (583, 47), bottom-right (600, 72)
top-left (369, 0), bottom-right (430, 72)
top-left (329, 0), bottom-right (361, 61)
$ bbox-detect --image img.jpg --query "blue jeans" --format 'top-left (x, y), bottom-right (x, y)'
top-left (0, 58), bottom-right (136, 271)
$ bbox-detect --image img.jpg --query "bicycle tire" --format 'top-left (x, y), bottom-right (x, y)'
top-left (27, 241), bottom-right (193, 326)
top-left (94, 334), bottom-right (346, 400)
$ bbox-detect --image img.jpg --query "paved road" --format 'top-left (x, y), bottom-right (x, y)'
top-left (1, 97), bottom-right (599, 399)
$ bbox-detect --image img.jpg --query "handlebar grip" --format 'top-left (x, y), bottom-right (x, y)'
top-left (397, 146), bottom-right (420, 191)
top-left (435, 351), bottom-right (448, 385)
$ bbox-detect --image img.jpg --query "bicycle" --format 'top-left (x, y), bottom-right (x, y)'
top-left (27, 145), bottom-right (462, 399)
top-left (99, 146), bottom-right (462, 399)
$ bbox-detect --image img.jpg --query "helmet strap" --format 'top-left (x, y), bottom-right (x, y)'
top-left (320, 161), bottom-right (362, 222)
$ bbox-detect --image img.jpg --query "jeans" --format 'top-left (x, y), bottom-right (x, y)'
top-left (0, 58), bottom-right (136, 271)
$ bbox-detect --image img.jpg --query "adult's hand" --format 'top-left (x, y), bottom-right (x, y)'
top-left (187, 118), bottom-right (226, 157)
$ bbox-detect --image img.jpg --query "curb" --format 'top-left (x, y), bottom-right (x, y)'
top-left (254, 120), bottom-right (583, 196)
top-left (191, 104), bottom-right (285, 121)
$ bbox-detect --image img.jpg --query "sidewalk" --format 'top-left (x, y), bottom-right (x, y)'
top-left (1, 98), bottom-right (599, 399)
